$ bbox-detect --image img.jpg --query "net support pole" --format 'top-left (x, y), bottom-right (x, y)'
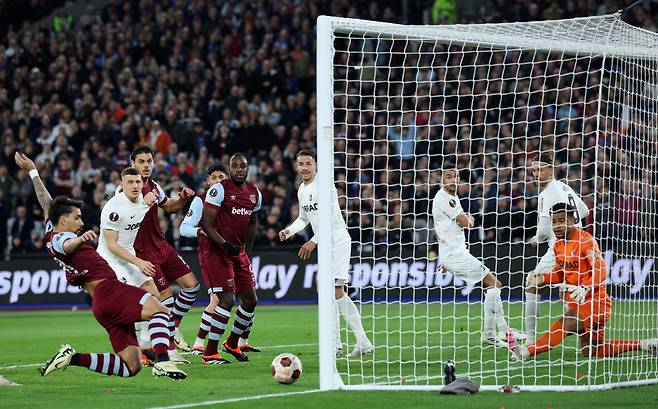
top-left (316, 15), bottom-right (339, 391)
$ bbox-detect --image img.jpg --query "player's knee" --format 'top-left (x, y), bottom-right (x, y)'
top-left (217, 292), bottom-right (235, 309)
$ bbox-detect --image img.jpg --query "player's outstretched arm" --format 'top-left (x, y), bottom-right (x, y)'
top-left (15, 152), bottom-right (53, 218)
top-left (180, 197), bottom-right (203, 238)
top-left (62, 230), bottom-right (97, 255)
top-left (161, 187), bottom-right (196, 214)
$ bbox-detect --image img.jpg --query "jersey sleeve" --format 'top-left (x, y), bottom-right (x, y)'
top-left (180, 196), bottom-right (203, 238)
top-left (204, 183), bottom-right (225, 209)
top-left (100, 202), bottom-right (121, 231)
top-left (152, 181), bottom-right (168, 207)
top-left (51, 231), bottom-right (78, 255)
top-left (253, 188), bottom-right (263, 212)
top-left (433, 192), bottom-right (461, 220)
top-left (287, 189), bottom-right (310, 236)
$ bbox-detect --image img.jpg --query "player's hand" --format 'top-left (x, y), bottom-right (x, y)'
top-left (467, 214), bottom-right (475, 228)
top-left (179, 187), bottom-right (195, 200)
top-left (279, 229), bottom-right (290, 241)
top-left (528, 236), bottom-right (538, 247)
top-left (298, 240), bottom-right (317, 260)
top-left (222, 241), bottom-right (240, 256)
top-left (525, 272), bottom-right (544, 288)
top-left (568, 285), bottom-right (590, 304)
top-left (136, 258), bottom-right (156, 276)
top-left (79, 230), bottom-right (97, 242)
top-left (144, 192), bottom-right (157, 206)
top-left (14, 152), bottom-right (36, 172)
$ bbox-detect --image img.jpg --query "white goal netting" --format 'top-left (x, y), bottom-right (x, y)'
top-left (317, 13), bottom-right (658, 391)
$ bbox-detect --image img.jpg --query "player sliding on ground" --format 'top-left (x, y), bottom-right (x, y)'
top-left (525, 152), bottom-right (589, 345)
top-left (180, 163), bottom-right (260, 355)
top-left (279, 149), bottom-right (373, 357)
top-left (508, 203), bottom-right (658, 360)
top-left (14, 152), bottom-right (186, 380)
top-left (432, 162), bottom-right (524, 348)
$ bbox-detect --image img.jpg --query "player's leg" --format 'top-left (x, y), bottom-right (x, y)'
top-left (141, 295), bottom-right (188, 379)
top-left (162, 250), bottom-right (199, 352)
top-left (480, 274), bottom-right (512, 347)
top-left (192, 293), bottom-right (219, 354)
top-left (224, 252), bottom-right (257, 361)
top-left (201, 251), bottom-right (235, 364)
top-left (510, 309), bottom-right (577, 360)
top-left (42, 343), bottom-right (142, 378)
top-left (525, 250), bottom-right (555, 344)
top-left (335, 283), bottom-right (373, 357)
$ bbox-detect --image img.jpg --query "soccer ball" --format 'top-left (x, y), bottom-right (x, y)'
top-left (271, 353), bottom-right (302, 384)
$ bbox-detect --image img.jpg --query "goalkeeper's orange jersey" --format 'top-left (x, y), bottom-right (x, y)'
top-left (542, 228), bottom-right (611, 310)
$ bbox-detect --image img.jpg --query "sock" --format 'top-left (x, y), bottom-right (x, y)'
top-left (239, 321), bottom-right (254, 346)
top-left (591, 340), bottom-right (642, 357)
top-left (71, 353), bottom-right (134, 377)
top-left (525, 292), bottom-right (541, 344)
top-left (135, 321), bottom-right (151, 349)
top-left (172, 284), bottom-right (200, 326)
top-left (336, 294), bottom-right (370, 347)
top-left (333, 300), bottom-right (342, 349)
top-left (482, 292), bottom-right (495, 338)
top-left (161, 296), bottom-right (174, 310)
top-left (159, 296), bottom-right (177, 350)
top-left (148, 311), bottom-right (172, 361)
top-left (484, 287), bottom-right (509, 334)
top-left (528, 318), bottom-right (570, 357)
top-left (194, 310), bottom-right (213, 348)
top-left (204, 306), bottom-right (231, 356)
top-left (226, 305), bottom-right (254, 348)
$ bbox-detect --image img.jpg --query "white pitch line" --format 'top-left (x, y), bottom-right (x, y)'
top-left (1, 343), bottom-right (319, 370)
top-left (145, 389), bottom-right (323, 409)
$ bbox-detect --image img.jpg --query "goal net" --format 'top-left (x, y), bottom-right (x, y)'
top-left (316, 13), bottom-right (658, 391)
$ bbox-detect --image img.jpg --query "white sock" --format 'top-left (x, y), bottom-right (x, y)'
top-left (484, 287), bottom-right (509, 335)
top-left (193, 337), bottom-right (205, 348)
top-left (525, 292), bottom-right (541, 344)
top-left (238, 338), bottom-right (248, 347)
top-left (135, 321), bottom-right (151, 349)
top-left (482, 293), bottom-right (495, 338)
top-left (333, 300), bottom-right (342, 350)
top-left (336, 294), bottom-right (371, 347)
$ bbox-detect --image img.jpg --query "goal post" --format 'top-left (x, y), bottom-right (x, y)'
top-left (316, 13), bottom-right (658, 391)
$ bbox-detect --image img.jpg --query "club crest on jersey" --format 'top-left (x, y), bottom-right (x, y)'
top-left (249, 194), bottom-right (257, 204)
top-left (226, 278), bottom-right (234, 288)
top-left (187, 209), bottom-right (193, 217)
top-left (209, 188), bottom-right (217, 197)
top-left (570, 249), bottom-right (576, 256)
top-left (109, 212), bottom-right (119, 222)
top-left (449, 199), bottom-right (456, 208)
top-left (230, 195), bottom-right (236, 200)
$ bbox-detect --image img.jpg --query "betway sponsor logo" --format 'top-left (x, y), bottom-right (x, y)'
top-left (250, 251), bottom-right (656, 299)
top-left (231, 207), bottom-right (252, 216)
top-left (0, 270), bottom-right (83, 303)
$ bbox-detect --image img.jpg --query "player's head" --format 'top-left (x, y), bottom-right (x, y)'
top-left (49, 196), bottom-right (84, 233)
top-left (295, 149), bottom-right (316, 183)
top-left (206, 163), bottom-right (227, 187)
top-left (121, 167), bottom-right (143, 202)
top-left (229, 153), bottom-right (249, 185)
top-left (550, 202), bottom-right (578, 239)
top-left (131, 145), bottom-right (155, 180)
top-left (530, 152), bottom-right (554, 187)
top-left (440, 161), bottom-right (459, 194)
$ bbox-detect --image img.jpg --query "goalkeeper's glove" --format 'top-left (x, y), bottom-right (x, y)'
top-left (567, 285), bottom-right (590, 305)
top-left (525, 272), bottom-right (544, 288)
top-left (222, 241), bottom-right (241, 256)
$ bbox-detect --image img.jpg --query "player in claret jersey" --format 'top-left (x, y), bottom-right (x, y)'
top-left (14, 152), bottom-right (185, 380)
top-left (508, 203), bottom-right (657, 360)
top-left (131, 145), bottom-right (199, 354)
top-left (199, 153), bottom-right (262, 364)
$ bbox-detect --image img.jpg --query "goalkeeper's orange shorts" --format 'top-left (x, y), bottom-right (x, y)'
top-left (569, 298), bottom-right (612, 343)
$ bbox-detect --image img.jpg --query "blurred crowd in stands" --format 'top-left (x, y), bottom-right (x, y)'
top-left (1, 0), bottom-right (656, 258)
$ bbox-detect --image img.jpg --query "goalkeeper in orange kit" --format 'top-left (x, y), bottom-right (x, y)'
top-left (508, 203), bottom-right (657, 360)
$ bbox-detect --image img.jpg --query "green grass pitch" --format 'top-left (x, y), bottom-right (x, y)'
top-left (1, 303), bottom-right (657, 409)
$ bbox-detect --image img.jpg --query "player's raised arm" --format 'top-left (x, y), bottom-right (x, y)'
top-left (14, 152), bottom-right (53, 218)
top-left (180, 196), bottom-right (204, 238)
top-left (161, 186), bottom-right (196, 214)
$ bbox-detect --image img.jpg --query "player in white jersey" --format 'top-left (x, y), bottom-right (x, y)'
top-left (279, 150), bottom-right (373, 357)
top-left (97, 167), bottom-right (158, 294)
top-left (432, 162), bottom-right (524, 348)
top-left (524, 152), bottom-right (589, 344)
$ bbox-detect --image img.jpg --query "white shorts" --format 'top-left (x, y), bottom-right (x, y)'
top-left (533, 249), bottom-right (556, 274)
top-left (440, 248), bottom-right (489, 284)
top-left (108, 260), bottom-right (153, 288)
top-left (333, 238), bottom-right (351, 285)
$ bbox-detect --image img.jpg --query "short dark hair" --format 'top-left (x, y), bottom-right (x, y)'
top-left (550, 202), bottom-right (577, 218)
top-left (532, 152), bottom-right (554, 167)
top-left (296, 149), bottom-right (316, 161)
top-left (207, 163), bottom-right (226, 175)
top-left (131, 145), bottom-right (154, 161)
top-left (229, 152), bottom-right (247, 163)
top-left (49, 196), bottom-right (82, 225)
top-left (121, 167), bottom-right (140, 178)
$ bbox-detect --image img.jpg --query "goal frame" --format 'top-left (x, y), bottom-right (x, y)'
top-left (315, 13), bottom-right (658, 392)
